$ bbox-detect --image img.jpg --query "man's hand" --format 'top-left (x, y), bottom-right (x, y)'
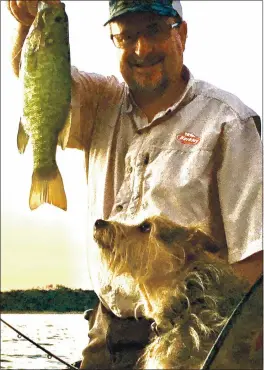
top-left (7, 0), bottom-right (60, 26)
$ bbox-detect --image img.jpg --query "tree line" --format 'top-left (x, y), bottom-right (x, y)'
top-left (0, 285), bottom-right (99, 312)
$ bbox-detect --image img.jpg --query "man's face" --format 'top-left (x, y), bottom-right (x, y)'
top-left (110, 12), bottom-right (187, 96)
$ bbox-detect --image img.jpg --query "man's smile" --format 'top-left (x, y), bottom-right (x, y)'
top-left (130, 56), bottom-right (164, 68)
top-left (131, 59), bottom-right (164, 73)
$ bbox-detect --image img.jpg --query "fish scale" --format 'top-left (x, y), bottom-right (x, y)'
top-left (18, 1), bottom-right (71, 211)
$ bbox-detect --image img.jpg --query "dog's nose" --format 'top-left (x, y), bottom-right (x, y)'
top-left (94, 219), bottom-right (109, 229)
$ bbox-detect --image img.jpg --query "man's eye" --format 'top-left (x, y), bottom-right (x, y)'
top-left (122, 33), bottom-right (134, 42)
top-left (114, 33), bottom-right (133, 45)
top-left (139, 222), bottom-right (152, 233)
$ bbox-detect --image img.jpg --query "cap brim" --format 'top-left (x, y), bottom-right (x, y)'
top-left (104, 5), bottom-right (178, 26)
top-left (104, 6), bottom-right (149, 26)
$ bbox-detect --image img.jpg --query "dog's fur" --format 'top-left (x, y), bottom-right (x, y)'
top-left (93, 215), bottom-right (262, 369)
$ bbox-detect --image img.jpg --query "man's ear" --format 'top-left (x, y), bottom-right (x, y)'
top-left (190, 229), bottom-right (221, 254)
top-left (179, 20), bottom-right (188, 51)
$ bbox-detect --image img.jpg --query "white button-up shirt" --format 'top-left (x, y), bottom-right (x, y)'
top-left (68, 66), bottom-right (262, 317)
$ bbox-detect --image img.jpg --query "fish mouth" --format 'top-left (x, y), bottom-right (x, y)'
top-left (38, 1), bottom-right (65, 11)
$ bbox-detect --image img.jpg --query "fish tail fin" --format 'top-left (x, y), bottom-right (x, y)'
top-left (29, 166), bottom-right (67, 211)
top-left (17, 119), bottom-right (29, 154)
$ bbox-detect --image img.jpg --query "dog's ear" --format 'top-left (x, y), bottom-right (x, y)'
top-left (190, 229), bottom-right (220, 253)
top-left (158, 226), bottom-right (190, 245)
top-left (157, 220), bottom-right (221, 253)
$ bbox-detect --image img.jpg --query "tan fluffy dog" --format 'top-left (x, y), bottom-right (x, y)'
top-left (93, 215), bottom-right (262, 369)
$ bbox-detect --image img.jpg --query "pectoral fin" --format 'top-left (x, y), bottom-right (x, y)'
top-left (17, 119), bottom-right (29, 154)
top-left (58, 109), bottom-right (71, 150)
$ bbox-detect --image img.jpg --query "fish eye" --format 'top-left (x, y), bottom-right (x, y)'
top-left (139, 222), bottom-right (151, 233)
top-left (54, 16), bottom-right (63, 23)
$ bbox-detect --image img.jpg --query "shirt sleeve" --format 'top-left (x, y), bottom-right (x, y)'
top-left (217, 115), bottom-right (262, 264)
top-left (65, 66), bottom-right (121, 151)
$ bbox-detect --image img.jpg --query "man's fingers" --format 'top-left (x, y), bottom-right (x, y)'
top-left (8, 1), bottom-right (35, 26)
top-left (7, 1), bottom-right (20, 19)
top-left (6, 1), bottom-right (13, 16)
top-left (26, 1), bottom-right (38, 16)
top-left (16, 1), bottom-right (25, 8)
top-left (8, 1), bottom-right (25, 23)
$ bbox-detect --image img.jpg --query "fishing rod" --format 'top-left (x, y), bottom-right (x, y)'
top-left (1, 317), bottom-right (78, 370)
top-left (201, 274), bottom-right (263, 369)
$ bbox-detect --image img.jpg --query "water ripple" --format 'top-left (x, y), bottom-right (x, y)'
top-left (1, 313), bottom-right (87, 370)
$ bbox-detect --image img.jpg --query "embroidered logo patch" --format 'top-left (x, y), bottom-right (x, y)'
top-left (177, 132), bottom-right (200, 145)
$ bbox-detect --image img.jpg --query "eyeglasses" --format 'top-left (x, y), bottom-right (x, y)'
top-left (111, 21), bottom-right (182, 49)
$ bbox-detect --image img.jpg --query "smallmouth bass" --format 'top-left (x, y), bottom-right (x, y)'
top-left (18, 1), bottom-right (71, 211)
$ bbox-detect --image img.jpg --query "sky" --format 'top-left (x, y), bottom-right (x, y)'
top-left (1, 1), bottom-right (262, 291)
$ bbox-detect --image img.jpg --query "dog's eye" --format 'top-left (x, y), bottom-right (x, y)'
top-left (139, 222), bottom-right (151, 233)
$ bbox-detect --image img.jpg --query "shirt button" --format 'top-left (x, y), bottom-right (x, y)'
top-left (144, 153), bottom-right (150, 165)
top-left (116, 205), bottom-right (123, 212)
top-left (128, 167), bottom-right (133, 173)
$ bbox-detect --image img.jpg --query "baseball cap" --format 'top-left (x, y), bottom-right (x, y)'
top-left (104, 0), bottom-right (183, 26)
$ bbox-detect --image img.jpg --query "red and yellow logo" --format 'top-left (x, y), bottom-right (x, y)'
top-left (177, 132), bottom-right (200, 145)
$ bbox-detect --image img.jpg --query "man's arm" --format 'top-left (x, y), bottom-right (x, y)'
top-left (11, 23), bottom-right (30, 77)
top-left (231, 250), bottom-right (263, 286)
top-left (216, 115), bottom-right (262, 286)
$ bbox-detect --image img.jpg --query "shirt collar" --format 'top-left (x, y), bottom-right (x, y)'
top-left (123, 65), bottom-right (195, 121)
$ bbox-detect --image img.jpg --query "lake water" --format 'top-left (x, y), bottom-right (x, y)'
top-left (1, 313), bottom-right (89, 369)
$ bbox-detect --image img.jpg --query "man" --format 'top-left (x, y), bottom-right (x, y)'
top-left (8, 1), bottom-right (262, 368)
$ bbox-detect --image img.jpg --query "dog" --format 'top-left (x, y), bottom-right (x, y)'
top-left (93, 215), bottom-right (262, 369)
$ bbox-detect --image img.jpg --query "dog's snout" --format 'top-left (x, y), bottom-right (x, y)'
top-left (95, 219), bottom-right (109, 229)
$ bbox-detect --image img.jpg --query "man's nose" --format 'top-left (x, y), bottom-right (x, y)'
top-left (134, 35), bottom-right (154, 58)
top-left (94, 219), bottom-right (109, 229)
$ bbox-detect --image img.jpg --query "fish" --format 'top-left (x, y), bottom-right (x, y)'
top-left (17, 1), bottom-right (72, 211)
